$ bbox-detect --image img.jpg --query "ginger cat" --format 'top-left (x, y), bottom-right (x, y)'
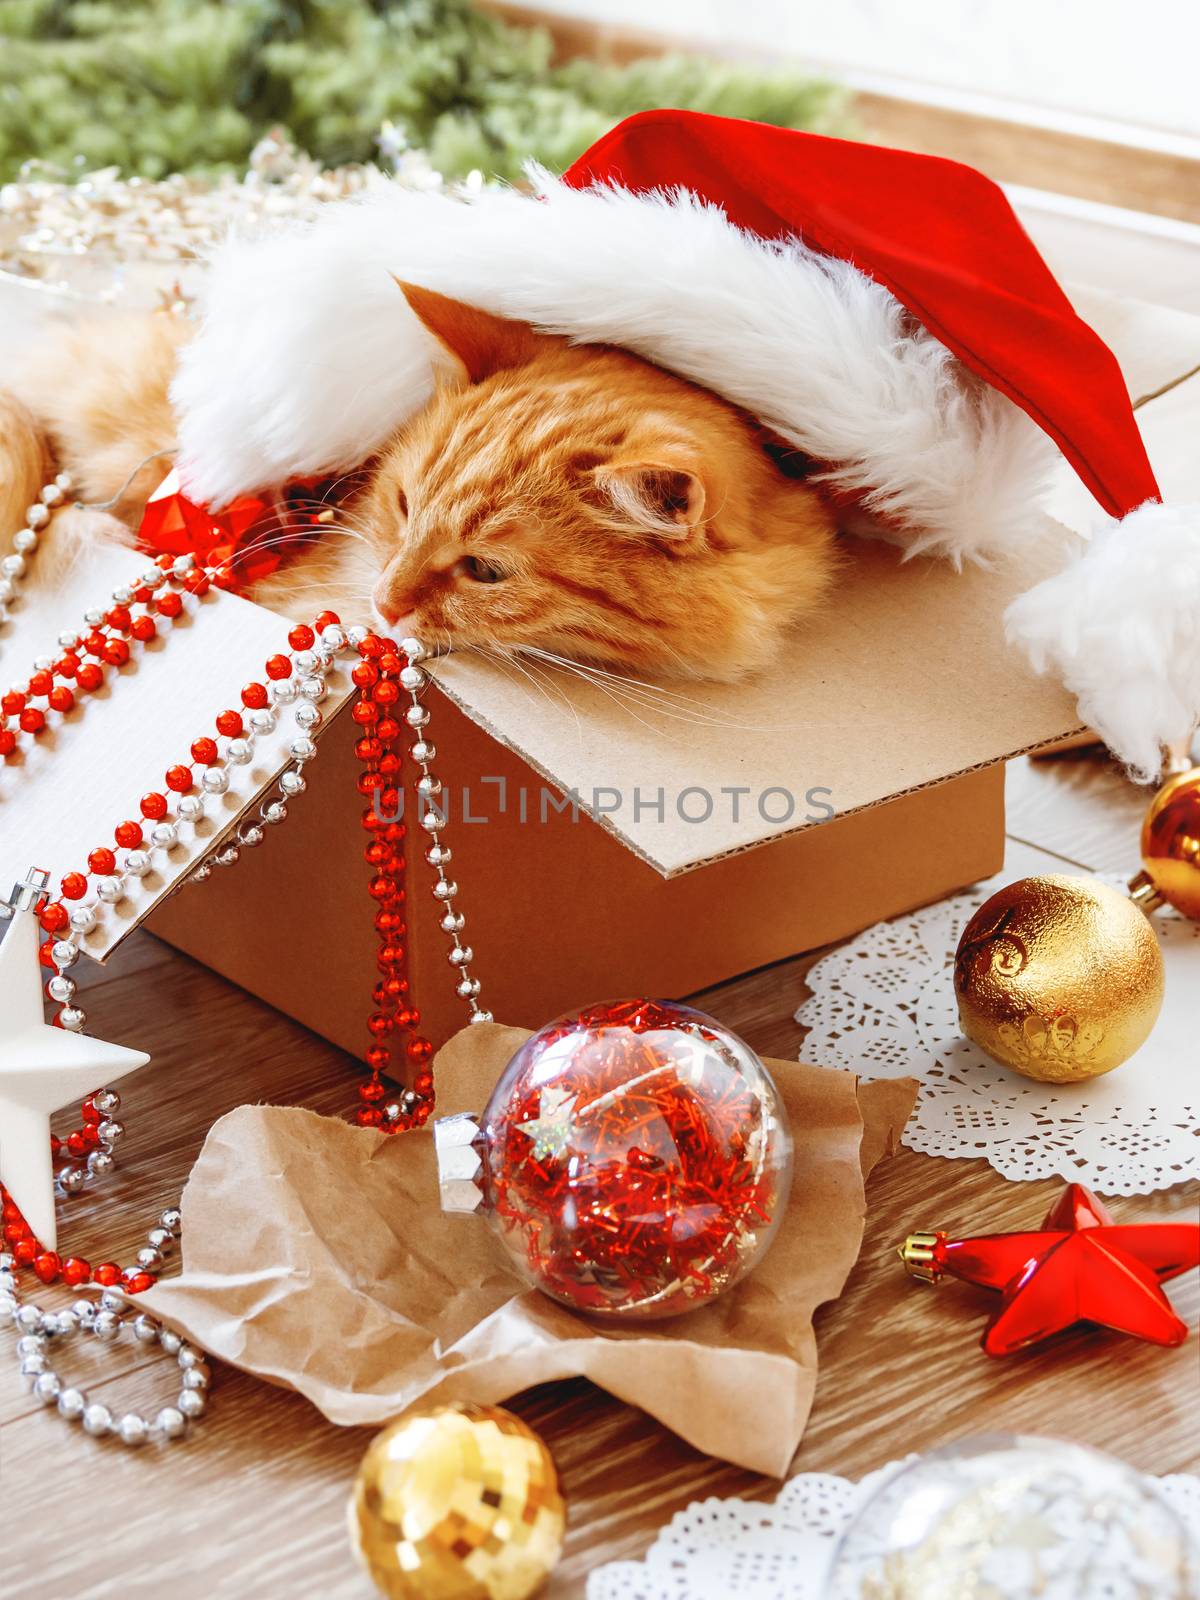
top-left (1, 284), bottom-right (838, 680)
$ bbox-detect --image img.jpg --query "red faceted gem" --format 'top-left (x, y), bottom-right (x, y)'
top-left (38, 901), bottom-right (69, 935)
top-left (138, 469), bottom-right (219, 557)
top-left (76, 663), bottom-right (104, 693)
top-left (66, 1131), bottom-right (87, 1158)
top-left (356, 1107), bottom-right (384, 1128)
top-left (288, 624), bottom-right (315, 651)
top-left (115, 820), bottom-right (143, 848)
top-left (131, 615), bottom-right (157, 643)
top-left (191, 737), bottom-right (219, 765)
top-left (33, 1251), bottom-right (62, 1285)
top-left (13, 1238), bottom-right (37, 1266)
top-left (102, 638), bottom-right (130, 668)
top-left (93, 1262), bottom-right (121, 1287)
top-left (352, 663), bottom-right (380, 689)
top-left (376, 718), bottom-right (401, 742)
top-left (48, 686), bottom-right (75, 714)
top-left (413, 1071), bottom-right (434, 1094)
top-left (314, 609), bottom-right (340, 631)
top-left (365, 1046), bottom-right (389, 1071)
top-left (106, 605), bottom-right (132, 633)
top-left (265, 654), bottom-right (292, 681)
top-left (241, 681), bottom-right (268, 710)
top-left (122, 1271), bottom-right (155, 1294)
top-left (216, 710), bottom-right (244, 738)
top-left (155, 591), bottom-right (184, 620)
top-left (352, 700), bottom-right (379, 725)
top-left (165, 764), bottom-right (193, 793)
top-left (62, 1257), bottom-right (91, 1287)
top-left (138, 468), bottom-right (271, 577)
top-left (60, 872), bottom-right (88, 901)
top-left (28, 669), bottom-right (53, 697)
top-left (0, 730), bottom-right (15, 757)
top-left (140, 792), bottom-right (169, 821)
top-left (88, 847), bottom-right (116, 875)
top-left (406, 1036), bottom-right (433, 1064)
top-left (359, 1078), bottom-right (387, 1104)
top-left (355, 737), bottom-right (383, 762)
top-left (19, 707), bottom-right (45, 734)
top-left (367, 1012), bottom-right (392, 1037)
top-left (379, 651), bottom-right (402, 676)
top-left (374, 680), bottom-right (400, 706)
top-left (920, 1183), bottom-right (1200, 1357)
top-left (0, 690), bottom-right (24, 716)
top-left (55, 650), bottom-right (81, 678)
top-left (83, 629), bottom-right (107, 657)
top-left (38, 941), bottom-right (58, 970)
top-left (81, 1099), bottom-right (101, 1126)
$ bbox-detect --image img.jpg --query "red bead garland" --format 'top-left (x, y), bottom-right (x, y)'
top-left (4, 606), bottom-right (442, 1298)
top-left (347, 616), bottom-right (434, 1132)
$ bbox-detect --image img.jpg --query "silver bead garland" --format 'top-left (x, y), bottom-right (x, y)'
top-left (1, 1216), bottom-right (213, 1447)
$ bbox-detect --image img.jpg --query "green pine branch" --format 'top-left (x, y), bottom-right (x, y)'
top-left (0, 0), bottom-right (850, 183)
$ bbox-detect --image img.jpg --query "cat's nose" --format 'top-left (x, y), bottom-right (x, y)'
top-left (371, 578), bottom-right (413, 629)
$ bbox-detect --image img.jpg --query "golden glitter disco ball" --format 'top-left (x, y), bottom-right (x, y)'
top-left (349, 1402), bottom-right (566, 1600)
top-left (953, 875), bottom-right (1164, 1081)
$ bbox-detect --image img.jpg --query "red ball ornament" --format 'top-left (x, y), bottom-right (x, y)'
top-left (437, 999), bottom-right (792, 1319)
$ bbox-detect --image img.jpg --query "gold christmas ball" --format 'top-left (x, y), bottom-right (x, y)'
top-left (1130, 765), bottom-right (1200, 919)
top-left (348, 1402), bottom-right (566, 1600)
top-left (953, 875), bottom-right (1164, 1082)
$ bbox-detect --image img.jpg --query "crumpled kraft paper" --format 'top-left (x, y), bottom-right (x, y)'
top-left (143, 1024), bottom-right (916, 1475)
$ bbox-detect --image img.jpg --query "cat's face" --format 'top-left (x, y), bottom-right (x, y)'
top-left (359, 285), bottom-right (837, 680)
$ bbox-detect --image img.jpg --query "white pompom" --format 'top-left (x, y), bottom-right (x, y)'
top-left (1005, 500), bottom-right (1200, 781)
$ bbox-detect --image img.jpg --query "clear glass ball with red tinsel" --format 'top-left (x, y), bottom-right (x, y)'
top-left (473, 998), bottom-right (793, 1319)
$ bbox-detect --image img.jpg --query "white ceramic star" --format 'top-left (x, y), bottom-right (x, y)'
top-left (0, 907), bottom-right (148, 1251)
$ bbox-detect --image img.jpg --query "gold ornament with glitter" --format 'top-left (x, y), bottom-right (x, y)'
top-left (953, 875), bottom-right (1163, 1081)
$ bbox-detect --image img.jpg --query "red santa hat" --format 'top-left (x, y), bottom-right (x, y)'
top-left (173, 110), bottom-right (1200, 780)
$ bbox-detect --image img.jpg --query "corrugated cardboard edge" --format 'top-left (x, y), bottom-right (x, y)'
top-left (426, 663), bottom-right (1084, 881)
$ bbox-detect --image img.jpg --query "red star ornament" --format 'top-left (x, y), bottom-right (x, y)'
top-left (900, 1183), bottom-right (1199, 1357)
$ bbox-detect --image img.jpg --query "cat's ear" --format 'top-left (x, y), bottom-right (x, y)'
top-left (595, 461), bottom-right (708, 540)
top-left (395, 280), bottom-right (543, 384)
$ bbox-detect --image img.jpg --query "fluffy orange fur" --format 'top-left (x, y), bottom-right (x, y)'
top-left (1, 290), bottom-right (838, 680)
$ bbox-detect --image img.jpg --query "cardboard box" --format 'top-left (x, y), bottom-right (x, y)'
top-left (3, 283), bottom-right (1198, 1058)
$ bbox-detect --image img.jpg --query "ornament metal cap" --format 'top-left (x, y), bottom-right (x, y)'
top-left (433, 1112), bottom-right (484, 1213)
top-left (1127, 869), bottom-right (1166, 914)
top-left (898, 1231), bottom-right (946, 1283)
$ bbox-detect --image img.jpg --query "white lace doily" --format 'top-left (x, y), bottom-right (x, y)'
top-left (795, 880), bottom-right (1198, 1194)
top-left (586, 1461), bottom-right (1200, 1600)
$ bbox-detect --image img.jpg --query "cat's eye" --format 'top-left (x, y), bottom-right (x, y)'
top-left (455, 555), bottom-right (508, 585)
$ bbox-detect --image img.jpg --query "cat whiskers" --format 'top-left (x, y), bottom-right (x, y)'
top-left (476, 641), bottom-right (582, 732)
top-left (516, 645), bottom-right (744, 730)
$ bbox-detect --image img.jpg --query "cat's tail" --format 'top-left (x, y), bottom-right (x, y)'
top-left (0, 388), bottom-right (55, 545)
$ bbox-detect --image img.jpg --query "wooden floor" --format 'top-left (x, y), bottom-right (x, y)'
top-left (2, 749), bottom-right (1197, 1600)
